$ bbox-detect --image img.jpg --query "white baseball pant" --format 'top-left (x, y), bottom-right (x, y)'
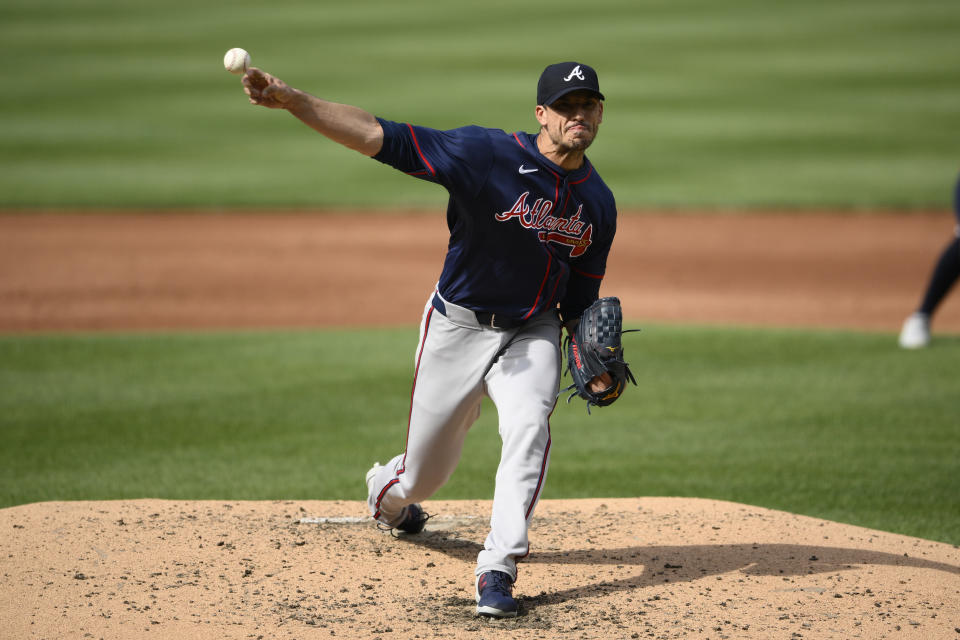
top-left (367, 291), bottom-right (562, 581)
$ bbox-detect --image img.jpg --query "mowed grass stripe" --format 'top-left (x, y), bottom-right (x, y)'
top-left (1, 0), bottom-right (958, 208)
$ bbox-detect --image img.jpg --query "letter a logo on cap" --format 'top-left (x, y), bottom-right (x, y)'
top-left (563, 65), bottom-right (585, 82)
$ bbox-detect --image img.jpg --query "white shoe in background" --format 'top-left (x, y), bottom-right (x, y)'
top-left (898, 312), bottom-right (930, 349)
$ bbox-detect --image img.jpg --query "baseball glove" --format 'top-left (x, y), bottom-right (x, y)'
top-left (561, 296), bottom-right (637, 413)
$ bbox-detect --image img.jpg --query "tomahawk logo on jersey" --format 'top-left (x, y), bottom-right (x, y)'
top-left (373, 118), bottom-right (617, 322)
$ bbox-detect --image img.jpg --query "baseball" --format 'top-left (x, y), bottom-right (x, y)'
top-left (223, 48), bottom-right (250, 75)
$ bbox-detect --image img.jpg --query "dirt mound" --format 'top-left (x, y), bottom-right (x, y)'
top-left (3, 497), bottom-right (958, 639)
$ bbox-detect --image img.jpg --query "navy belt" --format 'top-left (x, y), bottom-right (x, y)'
top-left (431, 293), bottom-right (526, 330)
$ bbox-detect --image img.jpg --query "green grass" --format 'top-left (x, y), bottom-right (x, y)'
top-left (1, 325), bottom-right (957, 545)
top-left (1, 0), bottom-right (959, 209)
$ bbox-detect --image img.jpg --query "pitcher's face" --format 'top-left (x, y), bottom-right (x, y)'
top-left (536, 90), bottom-right (604, 152)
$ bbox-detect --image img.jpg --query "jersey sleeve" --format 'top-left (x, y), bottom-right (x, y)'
top-left (372, 118), bottom-right (493, 198)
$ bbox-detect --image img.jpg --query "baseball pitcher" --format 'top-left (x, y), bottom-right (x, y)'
top-left (241, 60), bottom-right (633, 618)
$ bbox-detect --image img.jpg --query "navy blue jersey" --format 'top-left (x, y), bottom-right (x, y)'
top-left (373, 118), bottom-right (617, 322)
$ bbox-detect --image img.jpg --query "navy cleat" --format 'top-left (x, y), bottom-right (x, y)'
top-left (367, 462), bottom-right (429, 535)
top-left (475, 570), bottom-right (518, 618)
top-left (395, 503), bottom-right (428, 534)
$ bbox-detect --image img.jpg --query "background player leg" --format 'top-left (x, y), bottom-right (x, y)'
top-left (899, 175), bottom-right (960, 348)
top-left (900, 231), bottom-right (960, 349)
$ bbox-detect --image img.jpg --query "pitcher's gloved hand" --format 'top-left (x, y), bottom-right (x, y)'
top-left (562, 297), bottom-right (637, 413)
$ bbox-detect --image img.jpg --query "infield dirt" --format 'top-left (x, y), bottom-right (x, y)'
top-left (1, 211), bottom-right (959, 639)
top-left (2, 211), bottom-right (959, 332)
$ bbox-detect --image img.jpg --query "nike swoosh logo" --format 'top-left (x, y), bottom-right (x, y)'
top-left (518, 165), bottom-right (538, 174)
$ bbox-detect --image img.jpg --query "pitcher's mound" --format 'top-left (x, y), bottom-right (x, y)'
top-left (2, 497), bottom-right (958, 639)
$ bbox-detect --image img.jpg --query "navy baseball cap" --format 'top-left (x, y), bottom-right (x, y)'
top-left (537, 62), bottom-right (605, 106)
